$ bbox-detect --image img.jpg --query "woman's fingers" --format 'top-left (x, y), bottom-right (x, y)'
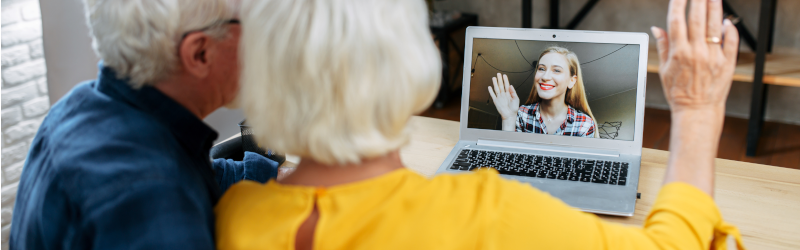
top-left (488, 86), bottom-right (498, 101)
top-left (667, 0), bottom-right (689, 48)
top-left (688, 0), bottom-right (708, 45)
top-left (496, 73), bottom-right (505, 93)
top-left (509, 85), bottom-right (519, 102)
top-left (492, 76), bottom-right (500, 95)
top-left (706, 0), bottom-right (723, 45)
top-left (652, 26), bottom-right (670, 66)
top-left (722, 19), bottom-right (740, 61)
top-left (502, 74), bottom-right (511, 94)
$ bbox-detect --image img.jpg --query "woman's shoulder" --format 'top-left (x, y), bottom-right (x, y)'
top-left (217, 181), bottom-right (272, 210)
top-left (216, 179), bottom-right (316, 214)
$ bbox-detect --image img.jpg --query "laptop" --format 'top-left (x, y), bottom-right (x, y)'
top-left (434, 27), bottom-right (649, 216)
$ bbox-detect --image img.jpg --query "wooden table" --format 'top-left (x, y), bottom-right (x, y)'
top-left (378, 116), bottom-right (798, 249)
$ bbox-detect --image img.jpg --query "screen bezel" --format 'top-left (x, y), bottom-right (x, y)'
top-left (459, 27), bottom-right (650, 156)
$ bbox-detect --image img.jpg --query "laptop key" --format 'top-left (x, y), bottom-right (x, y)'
top-left (453, 162), bottom-right (471, 171)
top-left (454, 161), bottom-right (470, 166)
top-left (508, 168), bottom-right (520, 176)
top-left (617, 178), bottom-right (627, 186)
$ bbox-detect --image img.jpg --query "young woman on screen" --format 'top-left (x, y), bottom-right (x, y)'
top-left (488, 46), bottom-right (598, 138)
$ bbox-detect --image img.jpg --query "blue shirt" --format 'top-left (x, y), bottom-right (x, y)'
top-left (10, 65), bottom-right (278, 250)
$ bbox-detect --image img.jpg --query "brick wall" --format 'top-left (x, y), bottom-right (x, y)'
top-left (1, 0), bottom-right (49, 248)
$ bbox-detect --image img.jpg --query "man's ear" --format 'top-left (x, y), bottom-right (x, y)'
top-left (179, 33), bottom-right (212, 78)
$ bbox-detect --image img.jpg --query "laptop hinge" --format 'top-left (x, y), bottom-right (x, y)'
top-left (476, 139), bottom-right (621, 157)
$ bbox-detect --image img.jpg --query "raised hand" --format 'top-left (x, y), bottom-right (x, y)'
top-left (487, 73), bottom-right (520, 131)
top-left (651, 0), bottom-right (739, 197)
top-left (652, 0), bottom-right (739, 114)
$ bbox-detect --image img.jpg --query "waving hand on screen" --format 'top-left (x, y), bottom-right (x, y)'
top-left (487, 73), bottom-right (520, 131)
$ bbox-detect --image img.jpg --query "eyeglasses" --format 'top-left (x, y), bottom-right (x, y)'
top-left (181, 19), bottom-right (240, 39)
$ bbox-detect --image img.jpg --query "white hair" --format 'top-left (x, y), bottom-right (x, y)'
top-left (239, 0), bottom-right (441, 165)
top-left (83, 0), bottom-right (238, 88)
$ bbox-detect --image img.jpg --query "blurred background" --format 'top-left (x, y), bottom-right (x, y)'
top-left (421, 0), bottom-right (799, 170)
top-left (1, 0), bottom-right (799, 248)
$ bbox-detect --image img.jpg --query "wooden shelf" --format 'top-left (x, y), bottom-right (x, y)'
top-left (647, 49), bottom-right (800, 87)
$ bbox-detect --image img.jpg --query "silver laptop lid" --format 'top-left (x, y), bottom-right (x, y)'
top-left (459, 27), bottom-right (649, 156)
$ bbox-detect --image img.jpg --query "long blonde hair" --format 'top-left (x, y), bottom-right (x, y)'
top-left (524, 46), bottom-right (598, 138)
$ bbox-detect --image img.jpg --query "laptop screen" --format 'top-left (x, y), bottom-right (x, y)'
top-left (467, 38), bottom-right (641, 141)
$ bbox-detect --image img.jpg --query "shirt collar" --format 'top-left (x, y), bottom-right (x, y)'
top-left (565, 105), bottom-right (577, 124)
top-left (533, 102), bottom-right (577, 128)
top-left (533, 102), bottom-right (542, 124)
top-left (94, 62), bottom-right (219, 158)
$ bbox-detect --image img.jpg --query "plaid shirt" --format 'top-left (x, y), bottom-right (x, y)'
top-left (516, 103), bottom-right (596, 137)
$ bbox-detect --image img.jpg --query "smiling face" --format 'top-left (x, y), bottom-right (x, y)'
top-left (533, 52), bottom-right (577, 101)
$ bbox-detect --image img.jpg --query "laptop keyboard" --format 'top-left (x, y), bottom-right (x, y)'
top-left (450, 149), bottom-right (629, 186)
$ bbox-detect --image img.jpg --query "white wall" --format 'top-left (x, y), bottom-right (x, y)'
top-left (1, 0), bottom-right (50, 248)
top-left (40, 0), bottom-right (97, 104)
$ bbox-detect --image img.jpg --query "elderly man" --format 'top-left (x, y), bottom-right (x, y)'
top-left (9, 0), bottom-right (277, 249)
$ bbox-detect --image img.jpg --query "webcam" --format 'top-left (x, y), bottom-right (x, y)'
top-left (553, 34), bottom-right (557, 38)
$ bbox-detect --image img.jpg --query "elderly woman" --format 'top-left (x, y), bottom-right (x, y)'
top-left (216, 0), bottom-right (744, 249)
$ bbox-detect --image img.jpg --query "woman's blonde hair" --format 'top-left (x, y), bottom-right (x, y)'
top-left (524, 46), bottom-right (598, 138)
top-left (238, 0), bottom-right (441, 165)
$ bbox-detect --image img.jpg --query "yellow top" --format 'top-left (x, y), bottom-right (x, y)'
top-left (215, 168), bottom-right (745, 250)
